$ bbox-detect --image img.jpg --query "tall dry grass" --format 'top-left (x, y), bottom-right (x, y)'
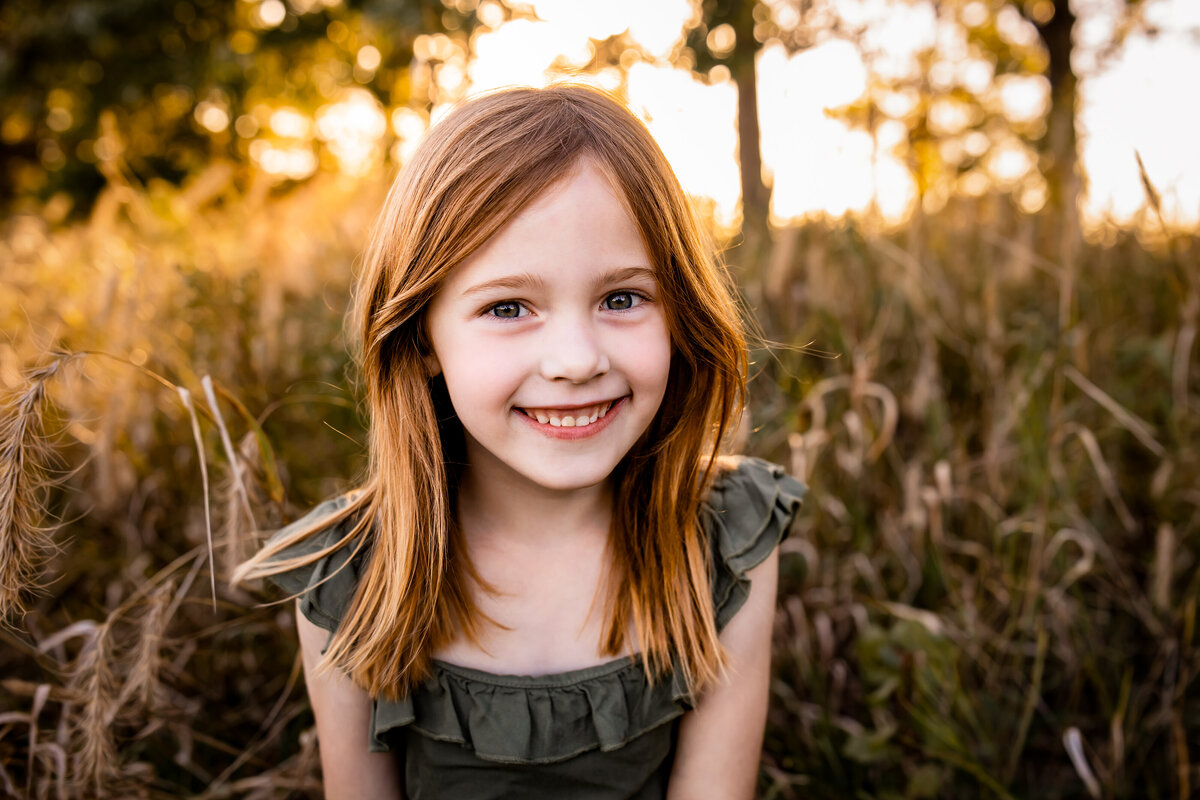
top-left (754, 199), bottom-right (1197, 799)
top-left (0, 163), bottom-right (1195, 799)
top-left (1, 163), bottom-right (378, 798)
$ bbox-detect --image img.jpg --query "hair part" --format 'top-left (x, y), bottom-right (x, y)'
top-left (234, 84), bottom-right (749, 700)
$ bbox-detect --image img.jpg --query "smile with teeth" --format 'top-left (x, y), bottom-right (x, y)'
top-left (518, 400), bottom-right (615, 428)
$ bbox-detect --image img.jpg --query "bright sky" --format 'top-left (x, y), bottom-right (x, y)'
top-left (460, 0), bottom-right (1200, 231)
top-left (1077, 0), bottom-right (1200, 226)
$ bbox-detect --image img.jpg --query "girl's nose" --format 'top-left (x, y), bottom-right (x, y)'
top-left (539, 319), bottom-right (610, 383)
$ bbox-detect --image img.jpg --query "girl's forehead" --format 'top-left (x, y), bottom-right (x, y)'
top-left (434, 163), bottom-right (655, 294)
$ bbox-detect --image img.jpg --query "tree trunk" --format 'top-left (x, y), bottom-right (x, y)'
top-left (1034, 0), bottom-right (1082, 463)
top-left (1034, 0), bottom-right (1079, 270)
top-left (727, 3), bottom-right (771, 316)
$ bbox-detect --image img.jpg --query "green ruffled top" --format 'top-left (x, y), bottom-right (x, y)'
top-left (265, 456), bottom-right (805, 799)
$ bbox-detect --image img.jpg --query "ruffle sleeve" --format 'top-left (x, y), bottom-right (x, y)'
top-left (262, 495), bottom-right (368, 642)
top-left (701, 456), bottom-right (807, 632)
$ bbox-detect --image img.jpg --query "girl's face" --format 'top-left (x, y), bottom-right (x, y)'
top-left (424, 160), bottom-right (672, 495)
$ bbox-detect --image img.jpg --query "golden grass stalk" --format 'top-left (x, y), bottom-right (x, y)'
top-left (27, 682), bottom-right (50, 797)
top-left (218, 432), bottom-right (266, 576)
top-left (0, 353), bottom-right (81, 622)
top-left (1134, 150), bottom-right (1166, 232)
top-left (178, 387), bottom-right (217, 612)
top-left (117, 578), bottom-right (175, 714)
top-left (68, 620), bottom-right (118, 798)
top-left (0, 348), bottom-right (203, 622)
top-left (32, 741), bottom-right (67, 800)
top-left (1152, 523), bottom-right (1175, 613)
top-left (201, 376), bottom-right (255, 536)
top-left (1063, 365), bottom-right (1165, 457)
top-left (1063, 423), bottom-right (1138, 533)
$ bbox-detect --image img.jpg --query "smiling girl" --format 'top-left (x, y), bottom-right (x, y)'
top-left (233, 85), bottom-right (805, 799)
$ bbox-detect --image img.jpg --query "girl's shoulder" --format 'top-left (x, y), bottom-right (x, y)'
top-left (701, 456), bottom-right (807, 631)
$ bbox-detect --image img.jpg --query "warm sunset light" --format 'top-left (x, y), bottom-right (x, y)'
top-left (231, 0), bottom-right (1200, 231)
top-left (457, 0), bottom-right (1200, 230)
top-left (3, 1), bottom-right (1197, 796)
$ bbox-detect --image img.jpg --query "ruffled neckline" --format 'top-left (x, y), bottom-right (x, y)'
top-left (372, 650), bottom-right (695, 764)
top-left (430, 653), bottom-right (640, 688)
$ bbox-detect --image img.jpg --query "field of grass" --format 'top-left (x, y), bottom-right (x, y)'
top-left (1, 163), bottom-right (1196, 799)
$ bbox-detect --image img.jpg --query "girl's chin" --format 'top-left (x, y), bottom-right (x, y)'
top-left (461, 435), bottom-right (617, 486)
top-left (485, 447), bottom-right (624, 491)
top-left (512, 465), bottom-right (618, 494)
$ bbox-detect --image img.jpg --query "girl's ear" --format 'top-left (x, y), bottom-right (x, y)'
top-left (424, 351), bottom-right (442, 377)
top-left (417, 321), bottom-right (442, 376)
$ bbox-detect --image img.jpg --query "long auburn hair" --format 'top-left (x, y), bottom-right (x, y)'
top-left (234, 85), bottom-right (748, 701)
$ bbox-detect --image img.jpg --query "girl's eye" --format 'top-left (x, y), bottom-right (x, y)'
top-left (488, 301), bottom-right (527, 319)
top-left (603, 291), bottom-right (644, 311)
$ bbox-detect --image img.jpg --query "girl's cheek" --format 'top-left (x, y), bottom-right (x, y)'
top-left (625, 316), bottom-right (672, 358)
top-left (444, 336), bottom-right (514, 378)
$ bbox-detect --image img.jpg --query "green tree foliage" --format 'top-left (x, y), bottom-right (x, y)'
top-left (0, 0), bottom-right (482, 220)
top-left (830, 2), bottom-right (1053, 218)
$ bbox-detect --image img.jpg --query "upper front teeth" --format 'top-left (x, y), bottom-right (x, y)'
top-left (524, 401), bottom-right (614, 427)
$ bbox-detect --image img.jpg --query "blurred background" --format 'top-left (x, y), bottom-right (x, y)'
top-left (1, 0), bottom-right (1196, 797)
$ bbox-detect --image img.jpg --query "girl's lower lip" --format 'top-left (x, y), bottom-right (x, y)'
top-left (513, 397), bottom-right (628, 440)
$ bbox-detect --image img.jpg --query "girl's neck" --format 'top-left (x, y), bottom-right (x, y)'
top-left (455, 462), bottom-right (613, 549)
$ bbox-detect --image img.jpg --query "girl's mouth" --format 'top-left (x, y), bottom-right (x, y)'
top-left (514, 397), bottom-right (627, 439)
top-left (517, 400), bottom-right (614, 427)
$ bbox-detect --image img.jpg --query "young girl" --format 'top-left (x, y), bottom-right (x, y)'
top-left (234, 85), bottom-right (805, 800)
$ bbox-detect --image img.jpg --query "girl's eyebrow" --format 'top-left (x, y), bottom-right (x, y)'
top-left (461, 266), bottom-right (656, 298)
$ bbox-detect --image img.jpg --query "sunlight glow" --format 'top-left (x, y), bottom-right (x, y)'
top-left (397, 0), bottom-right (1199, 230)
top-left (1079, 26), bottom-right (1200, 228)
top-left (315, 89), bottom-right (388, 176)
top-left (994, 75), bottom-right (1049, 124)
top-left (390, 107), bottom-right (428, 165)
top-left (861, 0), bottom-right (937, 80)
top-left (249, 140), bottom-right (317, 179)
top-left (757, 40), bottom-right (916, 223)
top-left (269, 107), bottom-right (311, 139)
top-left (194, 102), bottom-right (230, 133)
top-left (985, 138), bottom-right (1035, 187)
top-left (928, 97), bottom-right (976, 136)
top-left (626, 63), bottom-right (740, 227)
top-left (469, 18), bottom-right (591, 92)
top-left (532, 0), bottom-right (690, 56)
top-left (256, 0), bottom-right (287, 29)
top-left (356, 45), bottom-right (382, 72)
